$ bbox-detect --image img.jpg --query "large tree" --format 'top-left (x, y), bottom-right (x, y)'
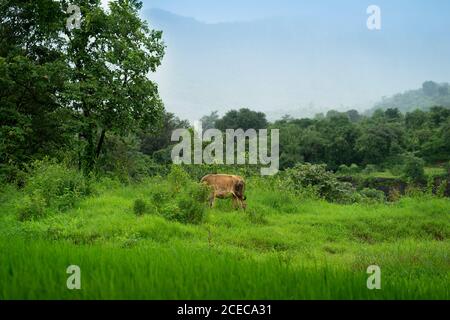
top-left (215, 108), bottom-right (268, 131)
top-left (0, 0), bottom-right (166, 176)
top-left (64, 0), bottom-right (165, 173)
top-left (0, 0), bottom-right (70, 180)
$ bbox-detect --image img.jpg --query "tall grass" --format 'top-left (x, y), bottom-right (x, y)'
top-left (0, 175), bottom-right (449, 300)
top-left (0, 238), bottom-right (448, 300)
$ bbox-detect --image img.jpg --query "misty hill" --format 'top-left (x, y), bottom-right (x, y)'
top-left (369, 81), bottom-right (450, 114)
top-left (145, 8), bottom-right (450, 122)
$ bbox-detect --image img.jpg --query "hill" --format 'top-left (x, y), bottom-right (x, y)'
top-left (369, 81), bottom-right (450, 114)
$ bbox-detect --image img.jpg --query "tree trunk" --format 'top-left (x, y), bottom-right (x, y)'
top-left (96, 129), bottom-right (106, 159)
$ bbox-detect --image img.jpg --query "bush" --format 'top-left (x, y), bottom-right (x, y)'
top-left (17, 195), bottom-right (46, 221)
top-left (337, 164), bottom-right (359, 175)
top-left (150, 166), bottom-right (209, 224)
top-left (362, 164), bottom-right (377, 175)
top-left (349, 164), bottom-right (360, 174)
top-left (177, 195), bottom-right (206, 224)
top-left (389, 164), bottom-right (404, 177)
top-left (337, 165), bottom-right (350, 175)
top-left (159, 202), bottom-right (182, 222)
top-left (133, 199), bottom-right (147, 216)
top-left (284, 163), bottom-right (357, 203)
top-left (402, 154), bottom-right (426, 183)
top-left (24, 158), bottom-right (92, 211)
top-left (359, 188), bottom-right (386, 203)
top-left (388, 188), bottom-right (401, 202)
top-left (152, 189), bottom-right (170, 205)
top-left (167, 165), bottom-right (191, 193)
top-left (445, 161), bottom-right (450, 176)
top-left (436, 180), bottom-right (448, 198)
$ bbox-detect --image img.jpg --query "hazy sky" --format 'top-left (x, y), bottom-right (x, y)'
top-left (103, 1), bottom-right (450, 121)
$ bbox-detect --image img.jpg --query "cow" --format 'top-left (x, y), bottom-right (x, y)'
top-left (200, 174), bottom-right (247, 210)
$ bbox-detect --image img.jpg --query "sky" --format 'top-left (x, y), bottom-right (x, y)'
top-left (103, 0), bottom-right (450, 121)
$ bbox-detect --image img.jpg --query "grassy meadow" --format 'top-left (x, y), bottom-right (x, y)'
top-left (0, 173), bottom-right (449, 300)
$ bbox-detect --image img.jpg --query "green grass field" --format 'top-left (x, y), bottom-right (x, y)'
top-left (0, 178), bottom-right (449, 300)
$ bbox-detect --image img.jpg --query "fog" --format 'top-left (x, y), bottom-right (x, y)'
top-left (141, 2), bottom-right (450, 122)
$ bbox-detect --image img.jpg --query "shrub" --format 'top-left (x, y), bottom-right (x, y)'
top-left (445, 161), bottom-right (450, 176)
top-left (388, 188), bottom-right (401, 202)
top-left (359, 188), bottom-right (386, 203)
top-left (426, 175), bottom-right (435, 195)
top-left (349, 164), bottom-right (360, 174)
top-left (436, 180), bottom-right (448, 198)
top-left (389, 165), bottom-right (404, 177)
top-left (402, 154), bottom-right (426, 183)
top-left (152, 188), bottom-right (170, 206)
top-left (337, 165), bottom-right (350, 175)
top-left (151, 168), bottom-right (209, 224)
top-left (284, 163), bottom-right (357, 203)
top-left (159, 202), bottom-right (182, 222)
top-left (24, 158), bottom-right (92, 211)
top-left (405, 185), bottom-right (425, 198)
top-left (133, 199), bottom-right (147, 216)
top-left (177, 195), bottom-right (206, 224)
top-left (362, 164), bottom-right (377, 175)
top-left (16, 195), bottom-right (46, 221)
top-left (167, 165), bottom-right (191, 193)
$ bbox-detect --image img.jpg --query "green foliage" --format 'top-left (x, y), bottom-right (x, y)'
top-left (359, 188), bottom-right (386, 203)
top-left (133, 199), bottom-right (148, 216)
top-left (362, 164), bottom-right (377, 175)
top-left (445, 161), bottom-right (450, 176)
top-left (402, 154), bottom-right (426, 183)
top-left (246, 209), bottom-right (268, 225)
top-left (388, 188), bottom-right (402, 202)
top-left (176, 195), bottom-right (207, 224)
top-left (23, 159), bottom-right (92, 212)
top-left (436, 180), bottom-right (448, 198)
top-left (16, 195), bottom-right (46, 222)
top-left (1, 179), bottom-right (449, 300)
top-left (284, 163), bottom-right (358, 203)
top-left (371, 81), bottom-right (450, 114)
top-left (150, 166), bottom-right (209, 224)
top-left (349, 164), bottom-right (360, 173)
top-left (215, 108), bottom-right (268, 131)
top-left (140, 112), bottom-right (190, 159)
top-left (167, 165), bottom-right (192, 192)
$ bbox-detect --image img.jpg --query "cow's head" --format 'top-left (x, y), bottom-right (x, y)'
top-left (234, 180), bottom-right (245, 197)
top-left (235, 180), bottom-right (247, 209)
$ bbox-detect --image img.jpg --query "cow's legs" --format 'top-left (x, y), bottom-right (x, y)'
top-left (232, 196), bottom-right (238, 210)
top-left (209, 193), bottom-right (216, 208)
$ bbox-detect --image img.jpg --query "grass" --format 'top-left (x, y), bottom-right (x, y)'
top-left (0, 178), bottom-right (449, 299)
top-left (342, 166), bottom-right (447, 180)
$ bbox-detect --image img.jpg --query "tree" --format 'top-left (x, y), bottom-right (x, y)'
top-left (0, 0), bottom-right (72, 180)
top-left (402, 154), bottom-right (426, 183)
top-left (215, 108), bottom-right (268, 131)
top-left (140, 111), bottom-right (189, 157)
top-left (64, 0), bottom-right (165, 173)
top-left (200, 111), bottom-right (219, 131)
top-left (356, 124), bottom-right (405, 164)
top-left (346, 109), bottom-right (361, 122)
top-left (423, 81), bottom-right (439, 97)
top-left (384, 108), bottom-right (402, 122)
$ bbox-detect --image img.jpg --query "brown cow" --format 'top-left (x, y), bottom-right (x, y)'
top-left (201, 174), bottom-right (247, 210)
